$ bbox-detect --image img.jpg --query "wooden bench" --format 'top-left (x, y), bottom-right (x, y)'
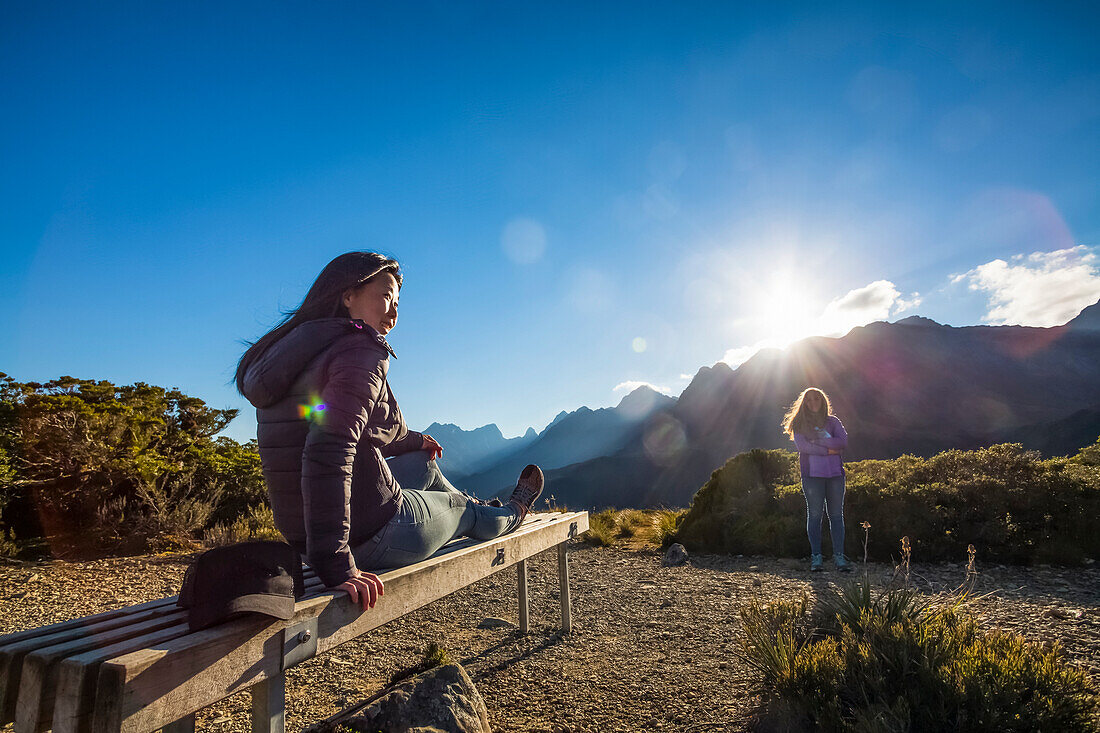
top-left (0, 511), bottom-right (588, 733)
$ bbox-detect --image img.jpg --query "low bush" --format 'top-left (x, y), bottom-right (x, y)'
top-left (676, 443), bottom-right (1100, 564)
top-left (740, 581), bottom-right (1099, 731)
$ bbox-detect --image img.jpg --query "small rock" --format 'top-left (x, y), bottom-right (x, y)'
top-left (476, 617), bottom-right (513, 629)
top-left (210, 716), bottom-right (231, 725)
top-left (1042, 607), bottom-right (1080, 620)
top-left (663, 543), bottom-right (689, 567)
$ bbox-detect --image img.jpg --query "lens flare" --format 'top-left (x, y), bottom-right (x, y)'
top-left (298, 398), bottom-right (327, 422)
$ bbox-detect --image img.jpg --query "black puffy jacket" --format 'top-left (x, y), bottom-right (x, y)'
top-left (242, 318), bottom-right (422, 586)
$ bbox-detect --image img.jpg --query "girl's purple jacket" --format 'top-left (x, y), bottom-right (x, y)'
top-left (793, 415), bottom-right (848, 478)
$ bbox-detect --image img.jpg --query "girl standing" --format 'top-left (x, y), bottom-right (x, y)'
top-left (782, 388), bottom-right (851, 572)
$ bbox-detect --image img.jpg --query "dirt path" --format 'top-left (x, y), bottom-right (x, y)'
top-left (2, 545), bottom-right (1098, 732)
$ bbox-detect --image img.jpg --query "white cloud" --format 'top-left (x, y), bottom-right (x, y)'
top-left (721, 342), bottom-right (771, 367)
top-left (613, 380), bottom-right (674, 396)
top-left (955, 246), bottom-right (1100, 326)
top-left (719, 279), bottom-right (921, 367)
top-left (820, 280), bottom-right (921, 335)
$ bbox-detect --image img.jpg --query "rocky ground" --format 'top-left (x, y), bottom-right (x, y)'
top-left (2, 544), bottom-right (1098, 732)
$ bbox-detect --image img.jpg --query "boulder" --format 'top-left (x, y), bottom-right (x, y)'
top-left (663, 543), bottom-right (689, 567)
top-left (342, 664), bottom-right (490, 733)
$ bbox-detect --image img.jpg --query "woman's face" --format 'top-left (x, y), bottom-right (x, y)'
top-left (804, 391), bottom-right (823, 412)
top-left (343, 272), bottom-right (399, 335)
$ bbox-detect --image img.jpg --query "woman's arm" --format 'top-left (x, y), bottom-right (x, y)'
top-left (380, 430), bottom-right (425, 457)
top-left (793, 432), bottom-right (830, 455)
top-left (301, 343), bottom-right (387, 588)
top-left (815, 417), bottom-right (848, 451)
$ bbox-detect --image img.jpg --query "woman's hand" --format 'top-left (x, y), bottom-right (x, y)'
top-left (337, 570), bottom-right (385, 611)
top-left (421, 434), bottom-right (443, 460)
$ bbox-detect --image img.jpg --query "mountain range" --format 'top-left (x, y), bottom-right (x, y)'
top-left (422, 300), bottom-right (1100, 509)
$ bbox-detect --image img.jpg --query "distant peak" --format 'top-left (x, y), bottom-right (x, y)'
top-left (615, 384), bottom-right (675, 418)
top-left (1067, 299), bottom-right (1100, 331)
top-left (470, 423), bottom-right (504, 439)
top-left (894, 315), bottom-right (941, 327)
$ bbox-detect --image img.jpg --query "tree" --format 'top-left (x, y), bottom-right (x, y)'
top-left (0, 372), bottom-right (265, 553)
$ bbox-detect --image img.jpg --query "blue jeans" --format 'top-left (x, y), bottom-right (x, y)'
top-left (801, 475), bottom-right (846, 557)
top-left (352, 451), bottom-right (521, 570)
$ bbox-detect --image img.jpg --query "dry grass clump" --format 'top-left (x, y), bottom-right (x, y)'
top-left (203, 504), bottom-right (283, 546)
top-left (582, 508), bottom-right (687, 549)
top-left (584, 509), bottom-right (619, 547)
top-left (739, 547), bottom-right (1100, 731)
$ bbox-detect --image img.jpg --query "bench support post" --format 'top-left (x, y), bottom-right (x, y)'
top-left (558, 543), bottom-right (571, 634)
top-left (517, 559), bottom-right (530, 634)
top-left (162, 714), bottom-right (195, 733)
top-left (251, 673), bottom-right (286, 733)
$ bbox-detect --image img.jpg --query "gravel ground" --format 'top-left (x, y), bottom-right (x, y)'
top-left (2, 544), bottom-right (1098, 732)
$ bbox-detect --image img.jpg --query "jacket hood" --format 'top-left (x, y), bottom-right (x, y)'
top-left (242, 318), bottom-right (395, 408)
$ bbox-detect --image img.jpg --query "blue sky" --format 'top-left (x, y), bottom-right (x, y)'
top-left (3, 1), bottom-right (1099, 441)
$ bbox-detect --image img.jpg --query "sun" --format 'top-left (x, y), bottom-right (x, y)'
top-left (748, 272), bottom-right (823, 348)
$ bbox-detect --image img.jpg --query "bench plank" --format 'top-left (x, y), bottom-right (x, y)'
top-left (48, 577), bottom-right (326, 733)
top-left (1, 603), bottom-right (184, 725)
top-left (15, 612), bottom-right (189, 733)
top-left (91, 512), bottom-right (586, 733)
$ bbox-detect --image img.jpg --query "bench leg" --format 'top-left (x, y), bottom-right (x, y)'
top-left (251, 674), bottom-right (286, 733)
top-left (517, 558), bottom-right (530, 634)
top-left (558, 543), bottom-right (572, 634)
top-left (162, 714), bottom-right (195, 733)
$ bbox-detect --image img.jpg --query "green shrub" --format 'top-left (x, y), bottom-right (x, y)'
top-left (741, 582), bottom-right (1099, 731)
top-left (676, 443), bottom-right (1100, 564)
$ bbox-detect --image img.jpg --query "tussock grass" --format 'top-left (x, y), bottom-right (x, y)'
top-left (584, 509), bottom-right (619, 547)
top-left (582, 508), bottom-right (688, 549)
top-left (204, 504), bottom-right (282, 546)
top-left (741, 579), bottom-right (1100, 731)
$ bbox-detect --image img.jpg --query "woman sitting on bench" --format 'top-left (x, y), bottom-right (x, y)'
top-left (235, 251), bottom-right (543, 610)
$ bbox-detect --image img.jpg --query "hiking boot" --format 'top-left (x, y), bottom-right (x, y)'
top-left (835, 554), bottom-right (853, 572)
top-left (508, 465), bottom-right (544, 521)
top-left (810, 554), bottom-right (824, 572)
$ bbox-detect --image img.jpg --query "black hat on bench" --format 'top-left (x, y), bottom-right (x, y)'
top-left (178, 541), bottom-right (306, 631)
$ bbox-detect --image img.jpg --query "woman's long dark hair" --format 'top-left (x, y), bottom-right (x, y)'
top-left (235, 251), bottom-right (401, 395)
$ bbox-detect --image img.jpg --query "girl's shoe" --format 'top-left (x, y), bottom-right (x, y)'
top-left (507, 465), bottom-right (544, 522)
top-left (834, 554), bottom-right (853, 572)
top-left (810, 554), bottom-right (824, 572)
